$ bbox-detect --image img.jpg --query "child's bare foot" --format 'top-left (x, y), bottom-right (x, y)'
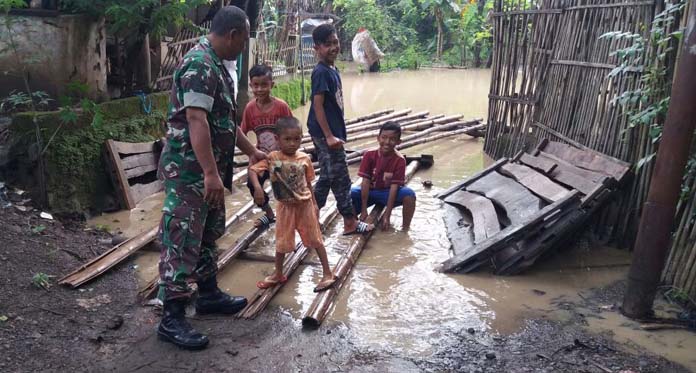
top-left (313, 274), bottom-right (337, 293)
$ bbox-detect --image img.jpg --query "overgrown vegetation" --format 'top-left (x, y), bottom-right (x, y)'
top-left (271, 78), bottom-right (312, 109)
top-left (603, 0), bottom-right (686, 170)
top-left (59, 0), bottom-right (210, 94)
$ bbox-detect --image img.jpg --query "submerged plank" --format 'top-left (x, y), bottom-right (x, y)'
top-left (466, 171), bottom-right (543, 225)
top-left (500, 163), bottom-right (570, 202)
top-left (444, 191), bottom-right (500, 243)
top-left (437, 158), bottom-right (508, 200)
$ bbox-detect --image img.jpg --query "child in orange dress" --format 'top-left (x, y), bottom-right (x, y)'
top-left (248, 117), bottom-right (337, 292)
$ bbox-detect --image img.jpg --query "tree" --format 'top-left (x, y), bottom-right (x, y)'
top-left (60, 0), bottom-right (210, 94)
top-left (421, 0), bottom-right (460, 59)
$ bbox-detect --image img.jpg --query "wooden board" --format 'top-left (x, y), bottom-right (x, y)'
top-left (444, 191), bottom-right (500, 243)
top-left (500, 163), bottom-right (570, 203)
top-left (519, 153), bottom-right (557, 174)
top-left (437, 158), bottom-right (509, 200)
top-left (130, 180), bottom-right (163, 205)
top-left (105, 140), bottom-right (135, 209)
top-left (440, 190), bottom-right (581, 273)
top-left (111, 140), bottom-right (155, 155)
top-left (466, 171), bottom-right (543, 225)
top-left (542, 141), bottom-right (629, 182)
top-left (124, 163), bottom-right (158, 179)
top-left (122, 152), bottom-right (157, 170)
top-left (537, 153), bottom-right (602, 195)
top-left (443, 204), bottom-right (475, 257)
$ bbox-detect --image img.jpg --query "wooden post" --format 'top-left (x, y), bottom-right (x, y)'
top-left (622, 3), bottom-right (696, 319)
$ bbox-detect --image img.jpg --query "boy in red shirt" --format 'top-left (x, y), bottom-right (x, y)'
top-left (351, 121), bottom-right (416, 231)
top-left (241, 64), bottom-right (293, 227)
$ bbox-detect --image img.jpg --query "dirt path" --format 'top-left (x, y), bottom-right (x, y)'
top-left (0, 208), bottom-right (689, 372)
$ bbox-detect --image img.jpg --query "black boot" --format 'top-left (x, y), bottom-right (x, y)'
top-left (195, 277), bottom-right (248, 315)
top-left (157, 299), bottom-right (209, 350)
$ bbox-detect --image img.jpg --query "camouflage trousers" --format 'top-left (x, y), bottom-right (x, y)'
top-left (157, 180), bottom-right (225, 301)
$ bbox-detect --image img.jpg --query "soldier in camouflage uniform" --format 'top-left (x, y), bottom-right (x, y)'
top-left (156, 6), bottom-right (266, 350)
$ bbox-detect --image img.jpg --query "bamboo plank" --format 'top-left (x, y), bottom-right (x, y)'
top-left (542, 141), bottom-right (630, 182)
top-left (344, 109), bottom-right (394, 125)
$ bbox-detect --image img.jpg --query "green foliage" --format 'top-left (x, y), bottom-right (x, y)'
top-left (31, 225), bottom-right (46, 234)
top-left (31, 272), bottom-right (52, 290)
top-left (271, 78), bottom-right (311, 109)
top-left (60, 0), bottom-right (209, 38)
top-left (0, 0), bottom-right (25, 13)
top-left (603, 0), bottom-right (686, 171)
top-left (0, 90), bottom-right (52, 113)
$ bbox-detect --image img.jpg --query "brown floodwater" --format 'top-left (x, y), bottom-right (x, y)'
top-left (89, 69), bottom-right (696, 368)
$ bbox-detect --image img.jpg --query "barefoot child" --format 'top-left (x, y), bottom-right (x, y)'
top-left (241, 64), bottom-right (293, 228)
top-left (308, 23), bottom-right (374, 235)
top-left (351, 121), bottom-right (416, 231)
top-left (249, 117), bottom-right (337, 292)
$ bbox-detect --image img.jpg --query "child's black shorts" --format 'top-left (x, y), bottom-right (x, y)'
top-left (247, 170), bottom-right (270, 208)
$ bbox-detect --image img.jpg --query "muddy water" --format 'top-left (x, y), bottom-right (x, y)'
top-left (88, 69), bottom-right (696, 369)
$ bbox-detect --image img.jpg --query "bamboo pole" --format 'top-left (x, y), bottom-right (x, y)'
top-left (301, 161), bottom-right (421, 328)
top-left (344, 109), bottom-right (395, 125)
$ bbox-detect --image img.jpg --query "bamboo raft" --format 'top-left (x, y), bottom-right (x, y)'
top-left (60, 108), bottom-right (485, 289)
top-left (438, 139), bottom-right (630, 275)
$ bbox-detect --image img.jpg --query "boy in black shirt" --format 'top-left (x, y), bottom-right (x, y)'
top-left (308, 24), bottom-right (374, 235)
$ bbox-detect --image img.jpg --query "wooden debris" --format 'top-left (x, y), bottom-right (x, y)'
top-left (344, 109), bottom-right (394, 125)
top-left (105, 140), bottom-right (163, 210)
top-left (440, 140), bottom-right (631, 275)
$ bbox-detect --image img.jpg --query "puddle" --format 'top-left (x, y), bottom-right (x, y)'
top-left (87, 69), bottom-right (694, 368)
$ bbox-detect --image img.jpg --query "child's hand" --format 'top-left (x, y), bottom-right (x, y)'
top-left (253, 188), bottom-right (265, 206)
top-left (326, 135), bottom-right (345, 150)
top-left (380, 211), bottom-right (391, 231)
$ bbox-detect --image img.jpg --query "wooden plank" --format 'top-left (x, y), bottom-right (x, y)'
top-left (111, 140), bottom-right (155, 155)
top-left (444, 191), bottom-right (500, 243)
top-left (124, 163), bottom-right (158, 179)
top-left (466, 171), bottom-right (542, 225)
top-left (443, 204), bottom-right (475, 257)
top-left (537, 153), bottom-right (604, 195)
top-left (122, 152), bottom-right (157, 170)
top-left (499, 163), bottom-right (570, 203)
top-left (130, 180), bottom-right (163, 205)
top-left (105, 140), bottom-right (135, 209)
top-left (519, 153), bottom-right (557, 174)
top-left (436, 158), bottom-right (509, 200)
top-left (440, 191), bottom-right (582, 273)
top-left (542, 141), bottom-right (629, 182)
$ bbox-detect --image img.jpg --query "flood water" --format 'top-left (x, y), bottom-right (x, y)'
top-left (89, 69), bottom-right (696, 369)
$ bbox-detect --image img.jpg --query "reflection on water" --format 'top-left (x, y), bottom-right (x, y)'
top-left (87, 69), bottom-right (695, 367)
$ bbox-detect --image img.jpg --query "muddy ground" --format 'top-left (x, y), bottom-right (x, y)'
top-left (0, 207), bottom-right (690, 372)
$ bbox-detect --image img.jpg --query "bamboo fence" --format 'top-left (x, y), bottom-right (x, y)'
top-left (486, 0), bottom-right (696, 299)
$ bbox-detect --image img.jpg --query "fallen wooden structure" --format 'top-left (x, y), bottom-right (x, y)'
top-left (105, 139), bottom-right (164, 210)
top-left (302, 158), bottom-right (431, 328)
top-left (438, 140), bottom-right (630, 275)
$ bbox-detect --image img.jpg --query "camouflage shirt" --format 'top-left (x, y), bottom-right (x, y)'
top-left (158, 36), bottom-right (237, 189)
